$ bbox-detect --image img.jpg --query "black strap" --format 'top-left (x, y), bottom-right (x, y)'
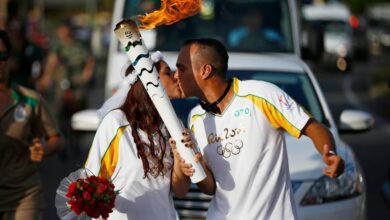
top-left (200, 79), bottom-right (232, 114)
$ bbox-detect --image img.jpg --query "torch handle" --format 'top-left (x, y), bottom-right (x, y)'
top-left (159, 104), bottom-right (207, 184)
top-left (114, 21), bottom-right (206, 183)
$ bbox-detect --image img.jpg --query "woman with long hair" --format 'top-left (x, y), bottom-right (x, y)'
top-left (83, 54), bottom-right (205, 219)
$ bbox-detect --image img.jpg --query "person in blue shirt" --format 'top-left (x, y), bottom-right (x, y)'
top-left (228, 7), bottom-right (285, 51)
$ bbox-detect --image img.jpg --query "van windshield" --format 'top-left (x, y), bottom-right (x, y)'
top-left (124, 0), bottom-right (294, 53)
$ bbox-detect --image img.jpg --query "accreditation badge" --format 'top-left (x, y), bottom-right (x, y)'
top-left (14, 105), bottom-right (27, 122)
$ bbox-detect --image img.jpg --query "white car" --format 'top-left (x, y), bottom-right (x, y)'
top-left (71, 0), bottom-right (372, 219)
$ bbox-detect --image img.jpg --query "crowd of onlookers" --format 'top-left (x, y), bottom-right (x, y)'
top-left (0, 2), bottom-right (111, 218)
top-left (2, 2), bottom-right (113, 143)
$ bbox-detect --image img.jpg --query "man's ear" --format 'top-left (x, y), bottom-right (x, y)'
top-left (200, 64), bottom-right (213, 79)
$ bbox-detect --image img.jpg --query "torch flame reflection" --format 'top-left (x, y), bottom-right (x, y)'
top-left (138, 0), bottom-right (202, 29)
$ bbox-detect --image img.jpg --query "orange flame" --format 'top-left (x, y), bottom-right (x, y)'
top-left (138, 0), bottom-right (202, 29)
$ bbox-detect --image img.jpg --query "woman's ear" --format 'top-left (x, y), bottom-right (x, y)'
top-left (200, 64), bottom-right (213, 79)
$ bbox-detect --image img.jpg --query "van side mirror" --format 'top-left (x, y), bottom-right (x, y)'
top-left (71, 109), bottom-right (100, 131)
top-left (301, 25), bottom-right (324, 62)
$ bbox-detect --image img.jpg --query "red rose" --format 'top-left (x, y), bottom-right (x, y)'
top-left (82, 191), bottom-right (92, 201)
top-left (81, 181), bottom-right (89, 189)
top-left (68, 200), bottom-right (82, 215)
top-left (87, 175), bottom-right (99, 184)
top-left (96, 183), bottom-right (108, 195)
top-left (66, 182), bottom-right (77, 198)
top-left (86, 185), bottom-right (94, 193)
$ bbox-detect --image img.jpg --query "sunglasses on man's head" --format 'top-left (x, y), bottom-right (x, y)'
top-left (0, 51), bottom-right (10, 61)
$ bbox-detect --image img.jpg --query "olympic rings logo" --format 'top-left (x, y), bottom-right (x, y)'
top-left (217, 139), bottom-right (244, 158)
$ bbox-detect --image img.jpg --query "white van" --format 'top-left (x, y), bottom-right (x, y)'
top-left (302, 3), bottom-right (354, 71)
top-left (366, 3), bottom-right (390, 50)
top-left (72, 0), bottom-right (371, 219)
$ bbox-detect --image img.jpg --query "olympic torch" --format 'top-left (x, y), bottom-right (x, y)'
top-left (114, 19), bottom-right (206, 183)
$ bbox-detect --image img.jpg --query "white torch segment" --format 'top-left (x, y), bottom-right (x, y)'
top-left (114, 20), bottom-right (206, 183)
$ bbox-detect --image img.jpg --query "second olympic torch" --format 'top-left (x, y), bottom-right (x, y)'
top-left (114, 19), bottom-right (206, 183)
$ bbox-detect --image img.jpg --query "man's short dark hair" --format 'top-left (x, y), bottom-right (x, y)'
top-left (184, 38), bottom-right (229, 77)
top-left (0, 30), bottom-right (12, 53)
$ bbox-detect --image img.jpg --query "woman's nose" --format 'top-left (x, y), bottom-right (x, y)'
top-left (173, 71), bottom-right (179, 80)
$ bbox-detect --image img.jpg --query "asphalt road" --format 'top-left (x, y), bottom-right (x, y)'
top-left (39, 53), bottom-right (390, 220)
top-left (312, 53), bottom-right (390, 220)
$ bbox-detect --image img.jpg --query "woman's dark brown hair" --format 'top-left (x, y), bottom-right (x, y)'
top-left (120, 67), bottom-right (168, 178)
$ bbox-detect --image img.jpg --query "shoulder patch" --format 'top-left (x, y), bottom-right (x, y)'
top-left (12, 85), bottom-right (40, 109)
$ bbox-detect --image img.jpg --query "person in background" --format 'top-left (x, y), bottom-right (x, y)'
top-left (173, 38), bottom-right (345, 219)
top-left (228, 6), bottom-right (285, 52)
top-left (7, 16), bottom-right (45, 89)
top-left (37, 19), bottom-right (95, 122)
top-left (0, 30), bottom-right (64, 220)
top-left (37, 19), bottom-right (95, 158)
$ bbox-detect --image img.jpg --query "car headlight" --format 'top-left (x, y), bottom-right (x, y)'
top-left (301, 161), bottom-right (364, 205)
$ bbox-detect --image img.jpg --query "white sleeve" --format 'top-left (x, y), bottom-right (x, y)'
top-left (261, 83), bottom-right (311, 138)
top-left (84, 110), bottom-right (129, 178)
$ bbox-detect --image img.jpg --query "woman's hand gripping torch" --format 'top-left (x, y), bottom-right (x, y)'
top-left (114, 19), bottom-right (206, 183)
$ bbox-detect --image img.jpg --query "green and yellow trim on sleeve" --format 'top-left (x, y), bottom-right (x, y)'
top-left (98, 125), bottom-right (127, 179)
top-left (244, 94), bottom-right (303, 138)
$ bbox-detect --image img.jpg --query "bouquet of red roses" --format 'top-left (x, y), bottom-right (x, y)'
top-left (55, 169), bottom-right (119, 220)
